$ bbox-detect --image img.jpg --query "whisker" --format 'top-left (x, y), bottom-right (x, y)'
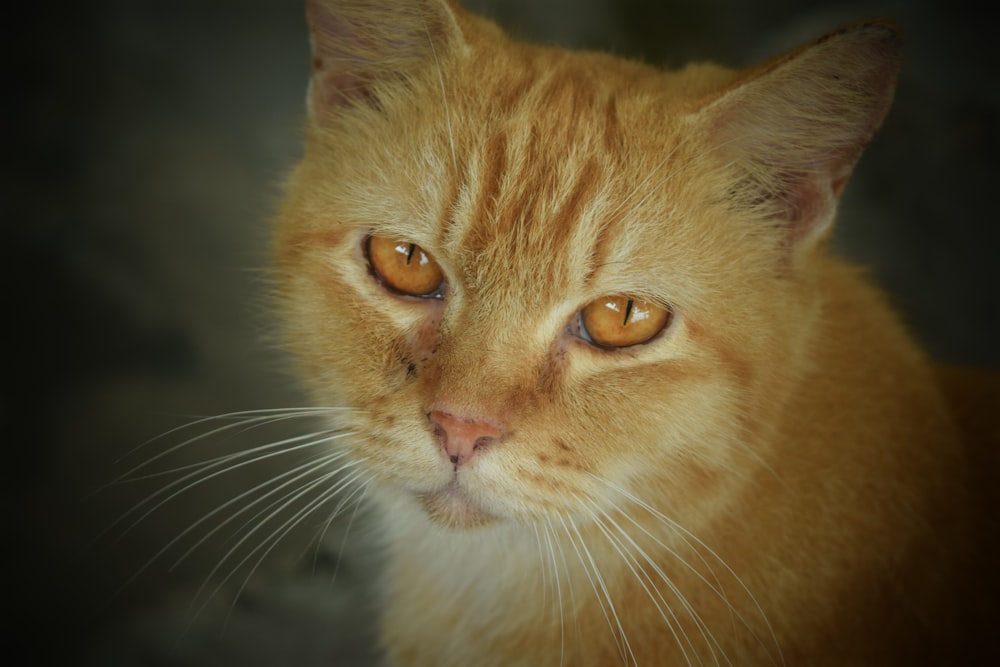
top-left (584, 477), bottom-right (738, 627)
top-left (318, 478), bottom-right (373, 587)
top-left (104, 430), bottom-right (354, 548)
top-left (558, 514), bottom-right (636, 666)
top-left (578, 497), bottom-right (700, 667)
top-left (589, 496), bottom-right (734, 667)
top-left (535, 521), bottom-right (567, 666)
top-left (189, 467), bottom-right (370, 623)
top-left (225, 474), bottom-right (374, 621)
top-left (546, 516), bottom-right (580, 636)
top-left (590, 474), bottom-right (785, 667)
top-left (603, 506), bottom-right (736, 666)
top-left (113, 407), bottom-right (348, 471)
top-left (119, 426), bottom-right (344, 482)
top-left (531, 523), bottom-right (550, 612)
top-left (169, 452), bottom-right (359, 571)
top-left (114, 447), bottom-right (356, 595)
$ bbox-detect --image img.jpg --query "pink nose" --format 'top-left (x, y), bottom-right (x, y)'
top-left (427, 410), bottom-right (504, 466)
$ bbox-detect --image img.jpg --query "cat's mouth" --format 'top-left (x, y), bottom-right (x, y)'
top-left (415, 479), bottom-right (499, 529)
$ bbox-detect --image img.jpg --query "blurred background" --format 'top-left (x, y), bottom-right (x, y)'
top-left (5, 0), bottom-right (997, 664)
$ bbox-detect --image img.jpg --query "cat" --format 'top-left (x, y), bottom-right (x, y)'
top-left (272, 0), bottom-right (999, 664)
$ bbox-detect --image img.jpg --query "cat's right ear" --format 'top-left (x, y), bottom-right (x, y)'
top-left (305, 0), bottom-right (466, 120)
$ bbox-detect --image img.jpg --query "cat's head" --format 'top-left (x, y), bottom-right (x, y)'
top-left (275, 0), bottom-right (901, 529)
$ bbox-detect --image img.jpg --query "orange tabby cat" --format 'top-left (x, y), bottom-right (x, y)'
top-left (275, 0), bottom-right (998, 664)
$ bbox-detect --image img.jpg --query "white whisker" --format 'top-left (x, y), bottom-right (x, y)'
top-left (170, 452), bottom-right (360, 570)
top-left (227, 474), bottom-right (373, 616)
top-left (113, 407), bottom-right (348, 471)
top-left (189, 467), bottom-right (370, 623)
top-left (119, 426), bottom-right (345, 483)
top-left (114, 447), bottom-right (356, 595)
top-left (536, 520), bottom-right (567, 666)
top-left (589, 474), bottom-right (785, 667)
top-left (106, 430), bottom-right (354, 548)
top-left (579, 497), bottom-right (700, 667)
top-left (317, 478), bottom-right (374, 587)
top-left (604, 507), bottom-right (736, 666)
top-left (297, 467), bottom-right (375, 575)
top-left (559, 514), bottom-right (636, 666)
top-left (531, 523), bottom-right (551, 612)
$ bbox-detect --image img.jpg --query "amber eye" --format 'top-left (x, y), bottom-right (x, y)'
top-left (366, 235), bottom-right (444, 297)
top-left (580, 295), bottom-right (672, 348)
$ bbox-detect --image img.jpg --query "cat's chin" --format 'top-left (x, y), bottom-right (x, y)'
top-left (415, 480), bottom-right (500, 529)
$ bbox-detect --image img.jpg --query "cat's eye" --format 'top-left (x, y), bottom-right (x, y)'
top-left (579, 296), bottom-right (672, 348)
top-left (366, 235), bottom-right (444, 297)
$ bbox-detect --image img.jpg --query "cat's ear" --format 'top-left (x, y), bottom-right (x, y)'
top-left (696, 22), bottom-right (902, 253)
top-left (305, 0), bottom-right (465, 118)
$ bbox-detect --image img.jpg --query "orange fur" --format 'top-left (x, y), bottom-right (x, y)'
top-left (275, 1), bottom-right (998, 664)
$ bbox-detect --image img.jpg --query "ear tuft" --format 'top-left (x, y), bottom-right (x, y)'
top-left (305, 0), bottom-right (464, 118)
top-left (699, 21), bottom-right (903, 251)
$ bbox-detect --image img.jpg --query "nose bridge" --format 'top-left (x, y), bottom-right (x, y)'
top-left (436, 326), bottom-right (515, 398)
top-left (430, 299), bottom-right (537, 410)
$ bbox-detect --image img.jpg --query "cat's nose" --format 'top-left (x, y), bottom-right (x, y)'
top-left (427, 409), bottom-right (504, 467)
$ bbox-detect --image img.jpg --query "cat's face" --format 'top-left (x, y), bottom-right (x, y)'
top-left (276, 1), bottom-right (899, 530)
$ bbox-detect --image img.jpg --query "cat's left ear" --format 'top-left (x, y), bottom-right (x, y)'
top-left (305, 0), bottom-right (466, 119)
top-left (695, 22), bottom-right (903, 254)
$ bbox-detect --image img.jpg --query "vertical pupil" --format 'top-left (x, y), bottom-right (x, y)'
top-left (405, 243), bottom-right (417, 265)
top-left (623, 298), bottom-right (634, 326)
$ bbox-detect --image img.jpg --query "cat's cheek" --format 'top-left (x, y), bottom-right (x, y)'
top-left (393, 304), bottom-right (445, 381)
